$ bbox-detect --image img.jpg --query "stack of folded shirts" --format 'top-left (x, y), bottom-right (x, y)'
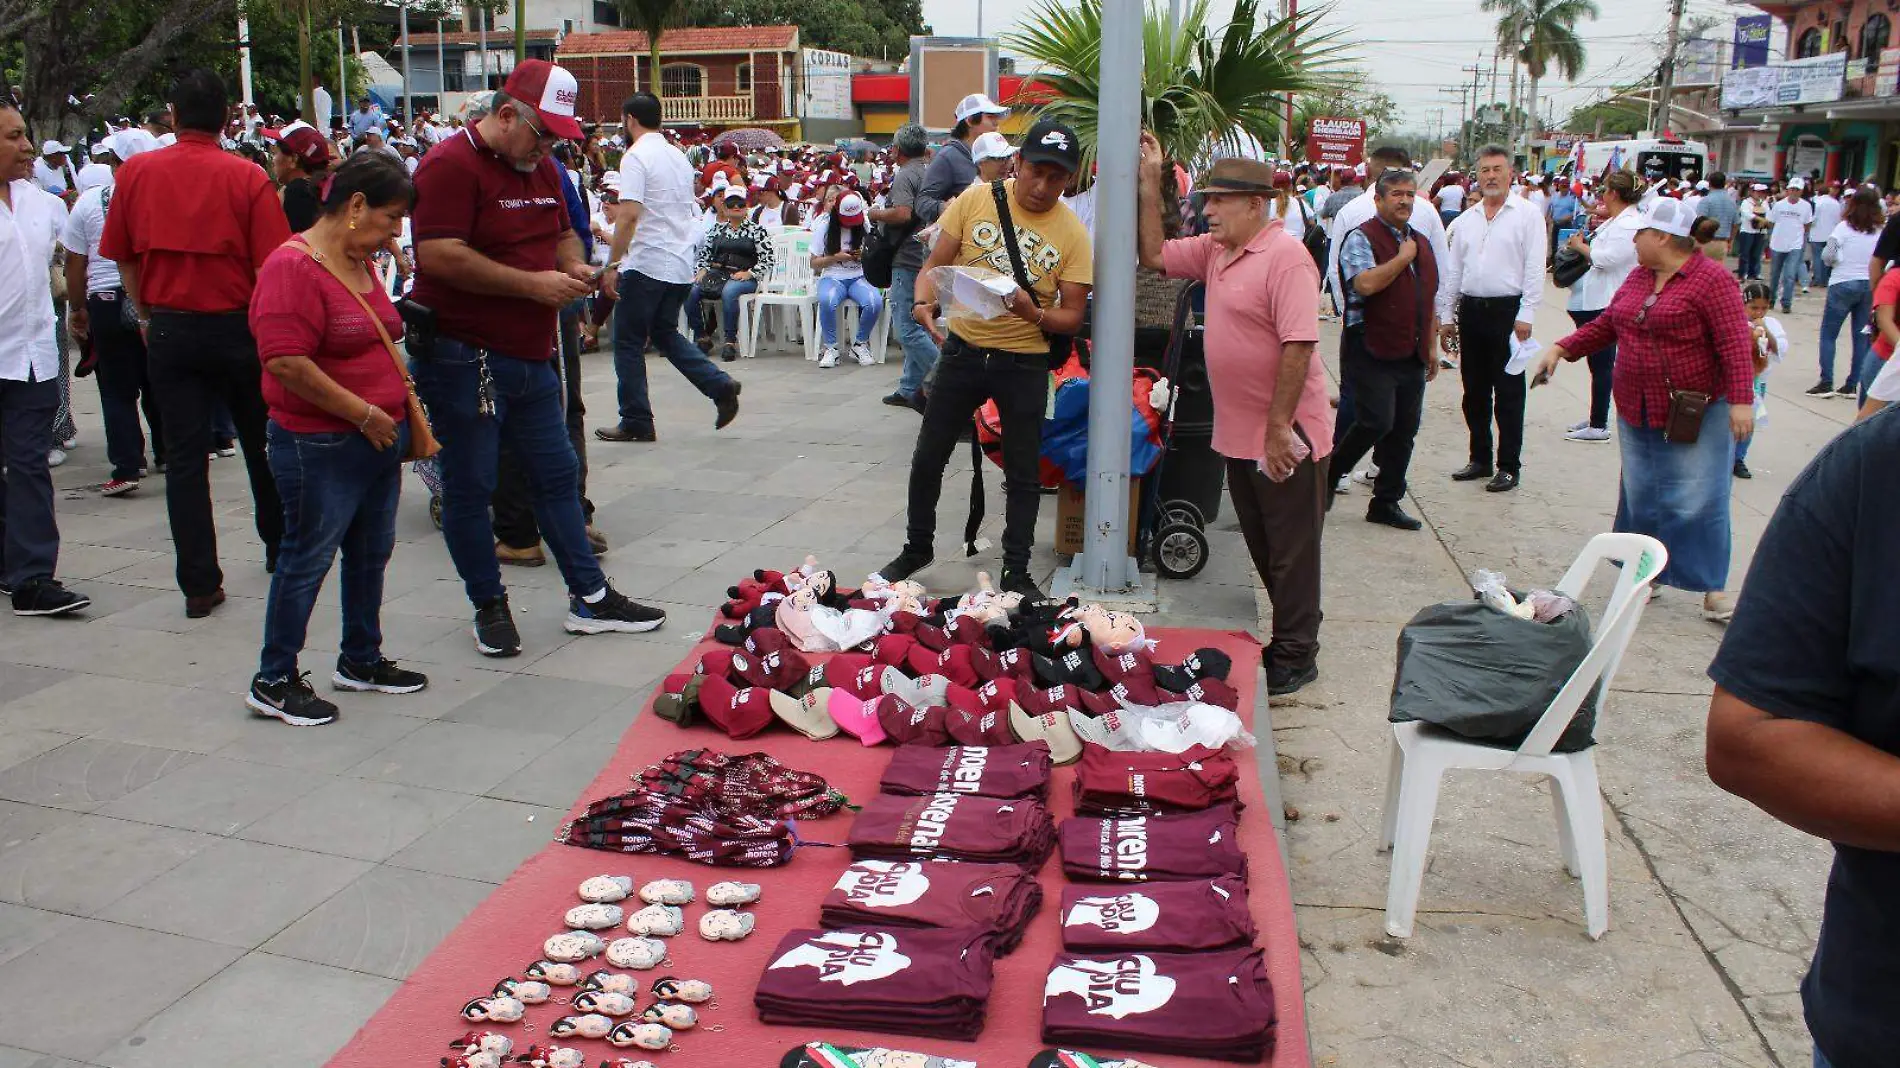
top-left (1058, 875), bottom-right (1255, 952)
top-left (1059, 803), bottom-right (1246, 883)
top-left (1041, 947), bottom-right (1276, 1062)
top-left (821, 858), bottom-right (1044, 954)
top-left (755, 926), bottom-right (999, 1040)
top-left (879, 741), bottom-right (1054, 801)
top-left (1071, 743), bottom-right (1240, 816)
top-left (851, 791), bottom-right (1057, 869)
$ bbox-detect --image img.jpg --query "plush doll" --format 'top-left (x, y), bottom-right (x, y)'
top-left (449, 1031), bottom-right (513, 1061)
top-left (651, 976), bottom-right (714, 1003)
top-left (541, 931), bottom-right (605, 963)
top-left (492, 978), bottom-right (552, 1004)
top-left (698, 908), bottom-right (756, 941)
top-left (706, 881), bottom-right (761, 907)
top-left (581, 970), bottom-right (642, 996)
top-left (547, 1014), bottom-right (615, 1040)
top-left (605, 937), bottom-right (667, 970)
top-left (641, 1001), bottom-right (699, 1029)
top-left (523, 960), bottom-right (582, 986)
top-left (637, 879), bottom-right (695, 905)
top-left (578, 875), bottom-right (633, 903)
top-left (600, 1061), bottom-right (660, 1068)
top-left (444, 1053), bottom-right (506, 1068)
top-left (572, 990), bottom-right (638, 1016)
top-left (563, 904), bottom-right (624, 930)
top-left (607, 1022), bottom-right (673, 1051)
top-left (461, 995), bottom-right (525, 1023)
top-left (511, 1046), bottom-right (585, 1068)
top-left (627, 903), bottom-right (685, 937)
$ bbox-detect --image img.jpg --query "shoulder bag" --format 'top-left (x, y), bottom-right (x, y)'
top-left (290, 239), bottom-right (441, 462)
top-left (1653, 283), bottom-right (1710, 445)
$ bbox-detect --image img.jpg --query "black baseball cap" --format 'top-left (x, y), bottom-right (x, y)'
top-left (1019, 118), bottom-right (1081, 174)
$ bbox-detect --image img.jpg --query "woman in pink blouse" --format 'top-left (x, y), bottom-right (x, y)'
top-left (246, 153), bottom-right (426, 727)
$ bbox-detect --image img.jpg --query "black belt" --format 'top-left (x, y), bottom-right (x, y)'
top-left (1458, 295), bottom-right (1521, 307)
top-left (149, 306), bottom-right (247, 317)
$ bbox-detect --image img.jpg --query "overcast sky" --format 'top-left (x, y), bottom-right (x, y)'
top-left (922, 0), bottom-right (1764, 135)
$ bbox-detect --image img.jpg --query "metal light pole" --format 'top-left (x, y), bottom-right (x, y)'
top-left (238, 13), bottom-right (254, 108)
top-left (479, 5), bottom-right (489, 91)
top-left (1069, 0), bottom-right (1143, 597)
top-left (436, 19), bottom-right (446, 113)
top-left (337, 21), bottom-right (347, 124)
top-left (400, 1), bottom-right (412, 126)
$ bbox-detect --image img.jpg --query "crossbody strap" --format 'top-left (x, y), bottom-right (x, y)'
top-left (288, 237), bottom-right (411, 388)
top-left (990, 179), bottom-right (1041, 307)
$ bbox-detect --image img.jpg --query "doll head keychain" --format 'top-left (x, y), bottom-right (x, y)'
top-left (607, 1021), bottom-right (674, 1051)
top-left (541, 931), bottom-right (605, 963)
top-left (650, 976), bottom-right (714, 1005)
top-left (577, 875), bottom-right (634, 903)
top-left (512, 1045), bottom-right (586, 1068)
top-left (581, 969), bottom-right (640, 996)
top-left (605, 936), bottom-right (669, 970)
top-left (571, 990), bottom-right (638, 1016)
top-left (492, 977), bottom-right (552, 1004)
top-left (524, 960), bottom-right (582, 986)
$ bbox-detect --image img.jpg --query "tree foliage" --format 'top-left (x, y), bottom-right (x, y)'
top-left (673, 0), bottom-right (925, 61)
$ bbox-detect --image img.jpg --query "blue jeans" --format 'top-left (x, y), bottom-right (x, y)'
top-left (684, 277), bottom-right (758, 341)
top-left (816, 275), bottom-right (883, 347)
top-left (1734, 232), bottom-right (1764, 278)
top-left (410, 339), bottom-right (604, 605)
top-left (259, 421), bottom-right (405, 679)
top-left (1615, 402), bottom-right (1735, 592)
top-left (611, 269), bottom-right (735, 434)
top-left (1807, 240), bottom-right (1831, 289)
top-left (1814, 1046), bottom-right (1832, 1068)
top-left (1820, 280), bottom-right (1872, 387)
top-left (889, 267), bottom-right (939, 398)
top-left (1769, 249), bottom-right (1802, 308)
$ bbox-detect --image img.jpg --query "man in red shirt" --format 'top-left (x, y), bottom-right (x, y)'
top-left (101, 69), bottom-right (288, 619)
top-left (408, 59), bottom-right (666, 658)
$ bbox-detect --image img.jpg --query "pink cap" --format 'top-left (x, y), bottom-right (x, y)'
top-left (825, 690), bottom-right (888, 746)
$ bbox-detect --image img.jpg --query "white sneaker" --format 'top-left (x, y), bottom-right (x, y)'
top-left (1351, 467), bottom-right (1377, 487)
top-left (1801, 286), bottom-right (1811, 296)
top-left (60, 435), bottom-right (77, 450)
top-left (850, 341), bottom-right (875, 366)
top-left (46, 449), bottom-right (66, 468)
top-left (1440, 357), bottom-right (1458, 370)
top-left (1565, 426), bottom-right (1612, 443)
top-left (1564, 419), bottom-right (1591, 433)
top-left (1334, 475), bottom-right (1350, 494)
top-left (818, 346), bottom-right (840, 368)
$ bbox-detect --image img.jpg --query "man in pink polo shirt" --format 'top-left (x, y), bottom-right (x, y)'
top-left (1138, 135), bottom-right (1331, 695)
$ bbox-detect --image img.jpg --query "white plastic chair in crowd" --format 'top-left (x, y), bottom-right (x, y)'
top-left (1378, 532), bottom-right (1669, 942)
top-left (741, 229), bottom-right (816, 359)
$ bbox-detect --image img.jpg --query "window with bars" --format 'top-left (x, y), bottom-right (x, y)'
top-left (1796, 27), bottom-right (1823, 58)
top-left (662, 63), bottom-right (705, 97)
top-left (1861, 14), bottom-right (1891, 60)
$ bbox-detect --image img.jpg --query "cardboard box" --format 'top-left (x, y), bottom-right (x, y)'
top-left (1054, 477), bottom-right (1140, 556)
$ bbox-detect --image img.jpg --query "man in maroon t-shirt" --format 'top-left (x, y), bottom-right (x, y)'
top-left (407, 60), bottom-right (666, 657)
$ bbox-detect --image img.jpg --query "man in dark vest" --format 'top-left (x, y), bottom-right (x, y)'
top-left (1327, 167), bottom-right (1438, 530)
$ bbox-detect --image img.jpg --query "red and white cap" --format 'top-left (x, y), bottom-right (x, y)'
top-left (500, 58), bottom-right (584, 140)
top-left (836, 192), bottom-right (866, 226)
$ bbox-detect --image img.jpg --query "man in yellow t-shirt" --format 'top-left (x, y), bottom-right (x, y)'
top-left (877, 118), bottom-right (1093, 602)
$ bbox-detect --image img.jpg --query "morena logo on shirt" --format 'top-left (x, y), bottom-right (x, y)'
top-left (1065, 892), bottom-right (1162, 935)
top-left (1095, 816), bottom-right (1149, 875)
top-left (769, 930), bottom-right (912, 986)
top-left (1044, 955), bottom-right (1178, 1018)
top-left (834, 860), bottom-right (931, 909)
top-left (906, 793), bottom-right (961, 849)
top-left (935, 747), bottom-right (990, 794)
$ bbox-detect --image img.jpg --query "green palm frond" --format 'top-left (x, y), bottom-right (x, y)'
top-left (1481, 0), bottom-right (1598, 83)
top-left (1003, 0), bottom-right (1345, 175)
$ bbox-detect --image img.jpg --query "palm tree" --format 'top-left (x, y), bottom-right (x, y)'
top-left (1003, 0), bottom-right (1342, 177)
top-left (1482, 0), bottom-right (1598, 154)
top-left (617, 0), bottom-right (681, 95)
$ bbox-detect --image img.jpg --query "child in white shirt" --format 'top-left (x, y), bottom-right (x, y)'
top-left (1737, 280), bottom-right (1785, 479)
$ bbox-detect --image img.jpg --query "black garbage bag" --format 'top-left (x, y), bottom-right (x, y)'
top-left (1387, 600), bottom-right (1598, 753)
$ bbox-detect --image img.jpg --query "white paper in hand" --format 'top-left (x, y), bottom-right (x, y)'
top-left (1505, 335), bottom-right (1541, 376)
top-left (928, 265), bottom-right (1018, 321)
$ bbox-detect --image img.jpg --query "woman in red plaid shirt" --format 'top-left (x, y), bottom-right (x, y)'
top-left (1539, 197), bottom-right (1758, 622)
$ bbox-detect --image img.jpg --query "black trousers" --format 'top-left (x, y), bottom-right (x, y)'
top-left (1227, 452), bottom-right (1327, 672)
top-left (494, 303), bottom-right (593, 548)
top-left (0, 374), bottom-right (60, 589)
top-left (1330, 329), bottom-right (1426, 505)
top-left (86, 291), bottom-right (164, 481)
top-left (145, 310), bottom-right (282, 598)
top-left (1567, 308), bottom-right (1617, 430)
top-left (903, 337), bottom-right (1048, 572)
top-left (1457, 295), bottom-right (1526, 473)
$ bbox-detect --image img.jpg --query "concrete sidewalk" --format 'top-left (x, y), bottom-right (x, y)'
top-left (1284, 288), bottom-right (1843, 1068)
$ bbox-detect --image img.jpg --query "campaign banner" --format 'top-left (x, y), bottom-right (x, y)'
top-left (1720, 53), bottom-right (1846, 109)
top-left (1733, 15), bottom-right (1772, 68)
top-left (1305, 116), bottom-right (1365, 167)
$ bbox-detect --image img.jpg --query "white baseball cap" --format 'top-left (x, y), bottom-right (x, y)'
top-left (1638, 197), bottom-right (1695, 238)
top-left (1696, 180), bottom-right (1710, 190)
top-left (1751, 183), bottom-right (1769, 191)
top-left (954, 93), bottom-right (1009, 123)
top-left (971, 131), bottom-right (1017, 162)
top-left (40, 140), bottom-right (71, 155)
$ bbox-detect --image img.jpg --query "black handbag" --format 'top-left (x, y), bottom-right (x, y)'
top-left (1552, 244), bottom-right (1590, 288)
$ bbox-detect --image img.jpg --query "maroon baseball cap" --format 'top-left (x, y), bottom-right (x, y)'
top-left (810, 658), bottom-right (896, 701)
top-left (993, 647), bottom-right (1037, 682)
top-left (967, 646), bottom-right (1005, 683)
top-left (943, 616), bottom-right (992, 648)
top-left (1094, 645), bottom-right (1157, 686)
top-left (1076, 686), bottom-right (1121, 716)
top-left (697, 648), bottom-right (738, 681)
top-left (873, 634), bottom-right (917, 667)
top-left (1018, 684), bottom-right (1085, 717)
top-left (276, 123), bottom-right (332, 168)
top-left (875, 695), bottom-right (951, 746)
top-left (912, 622), bottom-right (952, 652)
top-left (500, 59), bottom-right (584, 140)
top-left (695, 675), bottom-right (776, 739)
top-left (943, 684), bottom-right (1013, 746)
top-left (1179, 676), bottom-right (1240, 711)
top-left (1107, 674), bottom-right (1164, 708)
top-left (974, 678), bottom-right (1020, 717)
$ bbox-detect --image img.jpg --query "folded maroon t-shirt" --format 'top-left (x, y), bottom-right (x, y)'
top-left (1059, 875), bottom-right (1255, 952)
top-left (850, 792), bottom-right (1056, 869)
top-left (880, 742), bottom-right (1053, 800)
top-left (1071, 743), bottom-right (1241, 816)
top-left (820, 858), bottom-right (1044, 953)
top-left (1041, 947), bottom-right (1276, 1062)
top-left (1059, 804), bottom-right (1246, 882)
top-left (755, 926), bottom-right (998, 1040)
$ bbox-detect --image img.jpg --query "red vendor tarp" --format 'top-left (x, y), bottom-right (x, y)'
top-left (324, 627), bottom-right (1309, 1068)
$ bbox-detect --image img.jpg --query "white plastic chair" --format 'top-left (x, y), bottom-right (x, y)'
top-left (741, 229), bottom-right (816, 359)
top-left (1378, 533), bottom-right (1669, 941)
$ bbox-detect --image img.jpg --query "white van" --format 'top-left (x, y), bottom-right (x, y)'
top-left (1564, 138), bottom-right (1710, 182)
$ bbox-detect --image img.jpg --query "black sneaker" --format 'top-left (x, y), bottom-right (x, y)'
top-left (474, 594), bottom-right (522, 658)
top-left (247, 672), bottom-right (340, 727)
top-left (1000, 567), bottom-right (1046, 603)
top-left (875, 549), bottom-right (933, 584)
top-left (715, 380), bottom-right (742, 430)
top-left (1805, 381), bottom-right (1835, 396)
top-left (11, 579), bottom-right (90, 617)
top-left (333, 656), bottom-right (430, 694)
top-left (1733, 460), bottom-right (1753, 480)
top-left (1267, 662), bottom-right (1319, 696)
top-left (565, 585), bottom-right (667, 634)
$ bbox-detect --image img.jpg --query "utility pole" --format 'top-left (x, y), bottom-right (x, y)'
top-left (238, 12), bottom-right (254, 108)
top-left (1439, 85), bottom-right (1467, 161)
top-left (337, 21), bottom-right (347, 121)
top-left (1460, 53), bottom-right (1486, 161)
top-left (1656, 0), bottom-right (1687, 134)
top-left (1283, 0), bottom-right (1299, 161)
top-left (478, 5), bottom-right (489, 91)
top-left (515, 0), bottom-right (526, 63)
top-left (400, 1), bottom-right (412, 126)
top-left (436, 19), bottom-right (446, 115)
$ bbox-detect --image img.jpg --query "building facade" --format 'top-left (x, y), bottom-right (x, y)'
top-left (1724, 0), bottom-right (1900, 186)
top-left (557, 26), bottom-right (802, 133)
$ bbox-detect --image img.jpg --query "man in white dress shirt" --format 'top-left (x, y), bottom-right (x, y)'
top-left (597, 92), bottom-right (741, 443)
top-left (0, 101), bottom-right (90, 615)
top-left (1438, 143), bottom-right (1545, 493)
top-left (1806, 181), bottom-right (1843, 292)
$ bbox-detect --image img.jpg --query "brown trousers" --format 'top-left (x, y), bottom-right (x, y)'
top-left (1225, 455), bottom-right (1328, 672)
